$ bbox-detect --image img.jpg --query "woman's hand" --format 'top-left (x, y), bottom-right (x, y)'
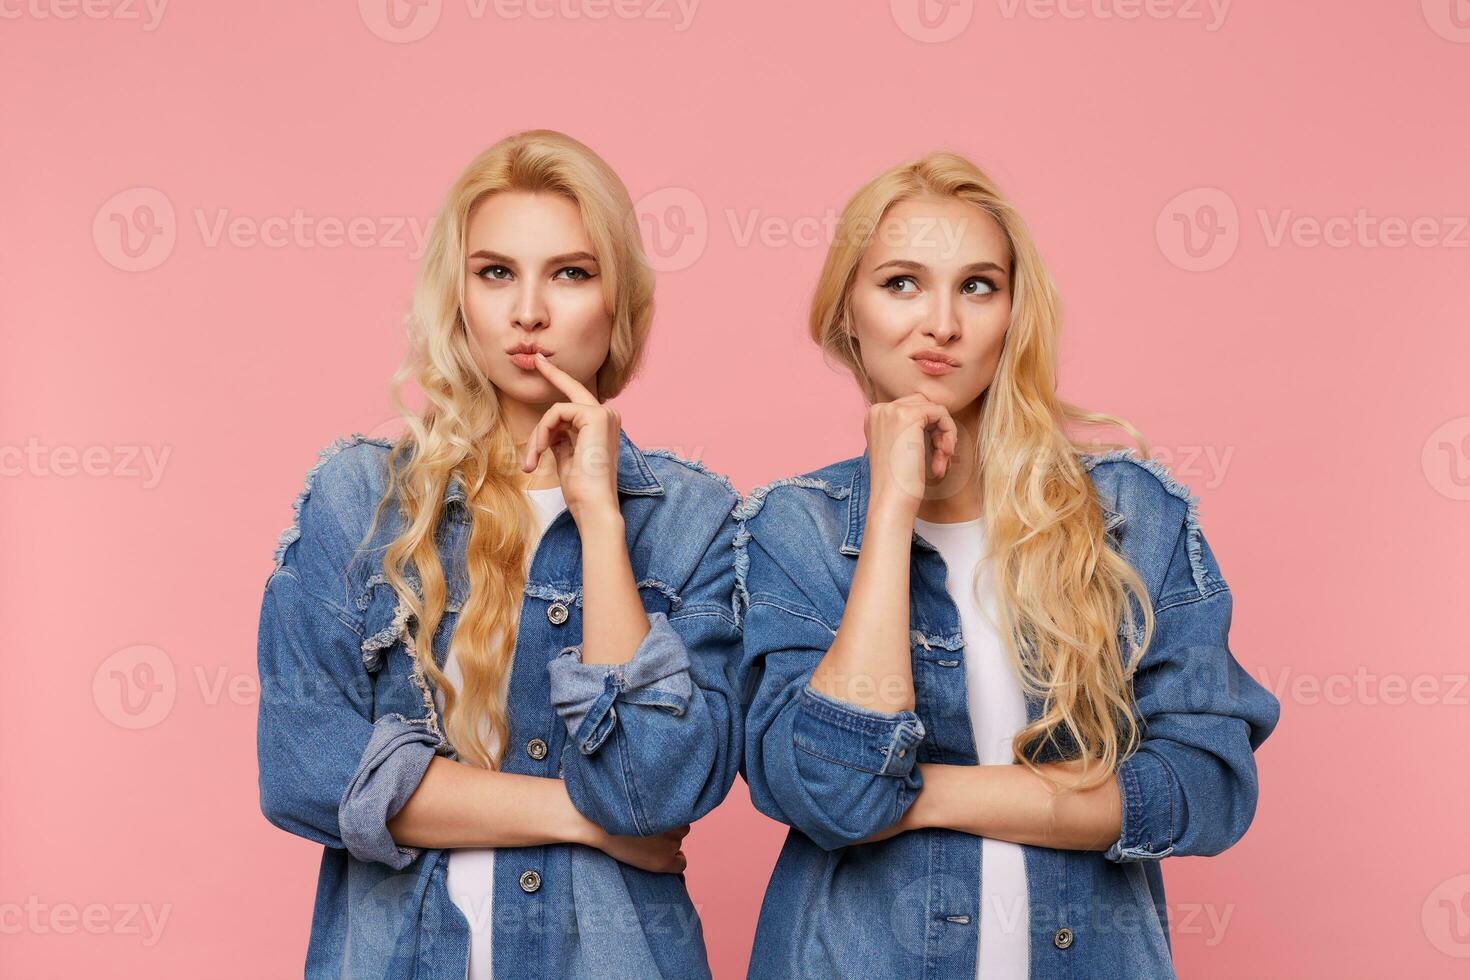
top-left (588, 824), bottom-right (691, 874)
top-left (522, 352), bottom-right (621, 523)
top-left (864, 394), bottom-right (958, 521)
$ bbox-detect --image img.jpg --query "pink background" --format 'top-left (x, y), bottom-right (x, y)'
top-left (4, 2), bottom-right (1468, 977)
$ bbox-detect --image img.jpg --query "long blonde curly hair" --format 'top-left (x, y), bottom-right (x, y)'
top-left (810, 151), bottom-right (1156, 793)
top-left (363, 130), bottom-right (654, 769)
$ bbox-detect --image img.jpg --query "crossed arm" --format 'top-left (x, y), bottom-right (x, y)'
top-left (806, 491), bottom-right (1123, 852)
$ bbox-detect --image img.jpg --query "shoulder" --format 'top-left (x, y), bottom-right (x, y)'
top-left (641, 447), bottom-right (739, 504)
top-left (639, 449), bottom-right (741, 535)
top-left (734, 455), bottom-right (860, 531)
top-left (271, 433), bottom-right (397, 575)
top-left (1077, 447), bottom-right (1223, 602)
top-left (635, 449), bottom-right (743, 570)
top-left (1079, 447), bottom-right (1199, 526)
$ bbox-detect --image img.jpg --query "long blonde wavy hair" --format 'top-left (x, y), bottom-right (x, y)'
top-left (362, 130), bottom-right (654, 769)
top-left (811, 151), bottom-right (1157, 793)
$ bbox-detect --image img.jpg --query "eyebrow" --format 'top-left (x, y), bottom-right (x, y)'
top-left (467, 250), bottom-right (599, 266)
top-left (871, 258), bottom-right (1008, 276)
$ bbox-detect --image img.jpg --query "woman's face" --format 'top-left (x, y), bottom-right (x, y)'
top-left (462, 190), bottom-right (612, 406)
top-left (848, 194), bottom-right (1012, 415)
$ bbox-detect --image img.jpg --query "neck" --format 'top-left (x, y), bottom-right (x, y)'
top-left (501, 397), bottom-right (562, 491)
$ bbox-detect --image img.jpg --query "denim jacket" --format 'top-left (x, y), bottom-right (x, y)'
top-left (733, 449), bottom-right (1282, 979)
top-left (256, 430), bottom-right (743, 980)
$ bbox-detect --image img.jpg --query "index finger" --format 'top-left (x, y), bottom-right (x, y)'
top-left (532, 353), bottom-right (598, 405)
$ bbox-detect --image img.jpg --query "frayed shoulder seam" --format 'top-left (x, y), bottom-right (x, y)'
top-left (733, 475), bottom-right (850, 522)
top-left (1079, 448), bottom-right (1211, 594)
top-left (271, 432), bottom-right (395, 572)
top-left (641, 448), bottom-right (739, 498)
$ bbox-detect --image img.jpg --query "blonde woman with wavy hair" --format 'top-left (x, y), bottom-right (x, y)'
top-left (256, 130), bottom-right (743, 980)
top-left (735, 151), bottom-right (1281, 979)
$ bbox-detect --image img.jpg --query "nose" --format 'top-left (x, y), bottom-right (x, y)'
top-left (513, 281), bottom-right (549, 331)
top-left (923, 289), bottom-right (961, 345)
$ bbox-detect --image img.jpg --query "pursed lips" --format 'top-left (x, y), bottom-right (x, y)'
top-left (912, 352), bottom-right (959, 376)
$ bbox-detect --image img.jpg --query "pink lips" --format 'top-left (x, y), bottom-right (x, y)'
top-left (507, 345), bottom-right (550, 370)
top-left (912, 355), bottom-right (957, 376)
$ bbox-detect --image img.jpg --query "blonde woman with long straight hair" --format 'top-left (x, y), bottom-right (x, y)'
top-left (735, 152), bottom-right (1281, 979)
top-left (256, 130), bottom-right (743, 980)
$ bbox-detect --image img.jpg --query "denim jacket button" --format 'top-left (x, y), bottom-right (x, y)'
top-left (519, 869), bottom-right (542, 893)
top-left (546, 601), bottom-right (569, 626)
top-left (526, 738), bottom-right (548, 760)
top-left (1053, 927), bottom-right (1073, 949)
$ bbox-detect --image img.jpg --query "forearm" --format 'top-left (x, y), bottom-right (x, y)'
top-left (906, 760), bottom-right (1122, 851)
top-left (810, 502), bottom-right (916, 712)
top-left (575, 505), bottom-right (649, 666)
top-left (386, 756), bottom-right (599, 849)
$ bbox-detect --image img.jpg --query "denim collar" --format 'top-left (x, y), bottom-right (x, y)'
top-left (443, 428), bottom-right (663, 508)
top-left (840, 448), bottom-right (1124, 556)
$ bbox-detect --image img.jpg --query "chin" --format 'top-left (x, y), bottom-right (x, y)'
top-left (489, 373), bottom-right (559, 405)
top-left (896, 378), bottom-right (969, 412)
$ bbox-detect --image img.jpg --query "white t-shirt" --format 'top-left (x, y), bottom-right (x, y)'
top-left (912, 515), bottom-right (1030, 980)
top-left (438, 485), bottom-right (567, 980)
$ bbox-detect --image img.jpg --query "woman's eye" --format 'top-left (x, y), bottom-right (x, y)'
top-left (554, 266), bottom-right (593, 281)
top-left (961, 276), bottom-right (997, 296)
top-left (882, 275), bottom-right (918, 294)
top-left (477, 265), bottom-right (513, 281)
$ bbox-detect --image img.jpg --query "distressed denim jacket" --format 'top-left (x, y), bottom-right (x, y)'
top-left (734, 449), bottom-right (1283, 980)
top-left (255, 430), bottom-right (743, 980)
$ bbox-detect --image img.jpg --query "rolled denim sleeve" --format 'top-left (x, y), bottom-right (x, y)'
top-left (548, 611), bottom-right (694, 752)
top-left (1104, 523), bottom-right (1282, 863)
top-left (337, 711), bottom-right (440, 867)
top-left (256, 479), bottom-right (443, 870)
top-left (548, 502), bottom-right (745, 838)
top-left (738, 524), bottom-right (927, 851)
top-left (793, 684), bottom-right (927, 777)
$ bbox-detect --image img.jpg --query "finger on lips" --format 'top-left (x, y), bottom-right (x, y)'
top-left (531, 352), bottom-right (598, 405)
